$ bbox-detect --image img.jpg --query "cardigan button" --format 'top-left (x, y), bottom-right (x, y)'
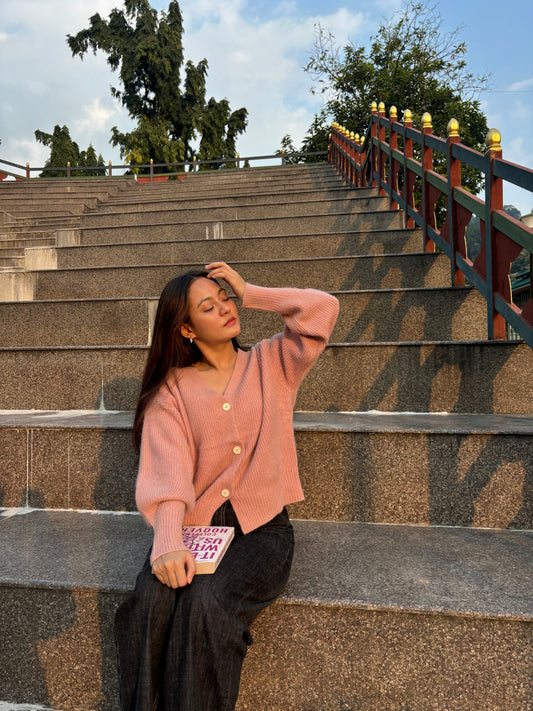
top-left (222, 402), bottom-right (231, 411)
top-left (233, 445), bottom-right (242, 455)
top-left (221, 489), bottom-right (230, 498)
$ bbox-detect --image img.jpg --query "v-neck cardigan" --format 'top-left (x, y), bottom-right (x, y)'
top-left (136, 283), bottom-right (339, 563)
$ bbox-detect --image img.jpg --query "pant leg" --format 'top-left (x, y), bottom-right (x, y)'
top-left (115, 504), bottom-right (294, 711)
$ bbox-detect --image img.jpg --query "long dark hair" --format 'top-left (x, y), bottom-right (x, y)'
top-left (133, 270), bottom-right (240, 452)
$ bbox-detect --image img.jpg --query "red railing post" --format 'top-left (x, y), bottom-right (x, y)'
top-left (389, 106), bottom-right (399, 210)
top-left (26, 163), bottom-right (30, 180)
top-left (108, 160), bottom-right (113, 178)
top-left (447, 118), bottom-right (466, 286)
top-left (349, 131), bottom-right (356, 187)
top-left (354, 133), bottom-right (360, 188)
top-left (421, 112), bottom-right (435, 252)
top-left (403, 109), bottom-right (414, 228)
top-left (378, 102), bottom-right (386, 196)
top-left (485, 129), bottom-right (507, 340)
top-left (370, 101), bottom-right (378, 187)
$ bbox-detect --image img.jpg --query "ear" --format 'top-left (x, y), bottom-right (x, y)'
top-left (180, 323), bottom-right (195, 340)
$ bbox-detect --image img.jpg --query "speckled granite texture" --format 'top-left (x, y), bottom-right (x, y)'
top-left (0, 510), bottom-right (531, 710)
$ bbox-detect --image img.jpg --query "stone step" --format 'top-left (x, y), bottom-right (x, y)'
top-left (0, 178), bottom-right (132, 194)
top-left (0, 256), bottom-right (24, 268)
top-left (134, 178), bottom-right (360, 202)
top-left (24, 227), bottom-right (423, 270)
top-left (104, 185), bottom-right (368, 211)
top-left (69, 208), bottom-right (407, 245)
top-left (0, 509), bottom-right (531, 711)
top-left (1, 410), bottom-right (531, 530)
top-left (1, 236), bottom-right (56, 250)
top-left (3, 252), bottom-right (450, 301)
top-left (78, 195), bottom-right (389, 227)
top-left (0, 340), bottom-right (530, 414)
top-left (0, 207), bottom-right (78, 219)
top-left (0, 287), bottom-right (487, 347)
top-left (0, 197), bottom-right (99, 210)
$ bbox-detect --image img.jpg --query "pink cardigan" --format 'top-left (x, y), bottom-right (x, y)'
top-left (136, 283), bottom-right (339, 563)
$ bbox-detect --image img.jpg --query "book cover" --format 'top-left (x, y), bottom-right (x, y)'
top-left (182, 525), bottom-right (235, 574)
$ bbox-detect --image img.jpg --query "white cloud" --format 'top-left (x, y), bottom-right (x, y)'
top-left (508, 77), bottom-right (533, 92)
top-left (75, 99), bottom-right (120, 134)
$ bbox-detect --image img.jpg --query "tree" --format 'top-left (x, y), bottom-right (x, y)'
top-left (275, 135), bottom-right (303, 165)
top-left (35, 125), bottom-right (106, 177)
top-left (197, 99), bottom-right (248, 169)
top-left (301, 0), bottom-right (490, 198)
top-left (466, 205), bottom-right (529, 280)
top-left (67, 0), bottom-right (247, 171)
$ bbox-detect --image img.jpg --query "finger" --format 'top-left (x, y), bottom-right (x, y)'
top-left (185, 553), bottom-right (197, 584)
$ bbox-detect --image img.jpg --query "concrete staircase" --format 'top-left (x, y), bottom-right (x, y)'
top-left (0, 164), bottom-right (532, 711)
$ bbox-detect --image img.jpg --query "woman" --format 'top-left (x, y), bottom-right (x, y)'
top-left (115, 262), bottom-right (339, 711)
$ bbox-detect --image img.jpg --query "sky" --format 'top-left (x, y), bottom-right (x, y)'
top-left (1, 0), bottom-right (532, 213)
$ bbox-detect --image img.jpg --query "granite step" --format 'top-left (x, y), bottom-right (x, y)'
top-left (24, 227), bottom-right (423, 270)
top-left (103, 185), bottom-right (368, 210)
top-left (0, 197), bottom-right (99, 211)
top-left (1, 236), bottom-right (56, 250)
top-left (78, 195), bottom-right (390, 227)
top-left (0, 508), bottom-right (531, 711)
top-left (0, 340), bottom-right (530, 414)
top-left (1, 410), bottom-right (531, 530)
top-left (0, 287), bottom-right (487, 347)
top-left (3, 252), bottom-right (451, 301)
top-left (65, 209), bottom-right (407, 245)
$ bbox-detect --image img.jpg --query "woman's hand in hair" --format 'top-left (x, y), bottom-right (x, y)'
top-left (205, 262), bottom-right (246, 300)
top-left (152, 549), bottom-right (197, 588)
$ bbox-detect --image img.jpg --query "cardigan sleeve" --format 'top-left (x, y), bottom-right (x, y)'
top-left (135, 391), bottom-right (197, 563)
top-left (241, 284), bottom-right (339, 389)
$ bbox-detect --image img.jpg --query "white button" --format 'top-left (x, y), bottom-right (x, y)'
top-left (233, 446), bottom-right (241, 455)
top-left (222, 403), bottom-right (231, 411)
top-left (221, 489), bottom-right (230, 498)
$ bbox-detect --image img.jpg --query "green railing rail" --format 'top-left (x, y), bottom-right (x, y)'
top-left (0, 151), bottom-right (327, 182)
top-left (328, 102), bottom-right (533, 348)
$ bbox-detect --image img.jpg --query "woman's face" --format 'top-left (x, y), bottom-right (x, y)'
top-left (182, 277), bottom-right (241, 345)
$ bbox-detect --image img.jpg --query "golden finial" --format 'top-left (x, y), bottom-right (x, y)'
top-left (390, 106), bottom-right (398, 120)
top-left (447, 119), bottom-right (459, 138)
top-left (371, 101), bottom-right (377, 112)
top-left (350, 131), bottom-right (355, 140)
top-left (360, 135), bottom-right (365, 146)
top-left (355, 133), bottom-right (360, 143)
top-left (485, 128), bottom-right (502, 152)
top-left (422, 112), bottom-right (432, 130)
top-left (378, 101), bottom-right (385, 114)
top-left (403, 109), bottom-right (412, 123)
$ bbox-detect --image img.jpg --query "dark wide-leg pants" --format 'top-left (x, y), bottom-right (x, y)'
top-left (114, 502), bottom-right (295, 711)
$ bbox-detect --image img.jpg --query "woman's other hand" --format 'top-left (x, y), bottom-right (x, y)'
top-left (152, 549), bottom-right (197, 588)
top-left (205, 262), bottom-right (246, 300)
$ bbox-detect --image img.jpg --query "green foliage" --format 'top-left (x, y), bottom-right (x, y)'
top-left (275, 135), bottom-right (303, 165)
top-left (34, 125), bottom-right (106, 177)
top-left (67, 1), bottom-right (247, 169)
top-left (465, 205), bottom-right (529, 279)
top-left (197, 100), bottom-right (248, 169)
top-left (303, 0), bottom-right (490, 190)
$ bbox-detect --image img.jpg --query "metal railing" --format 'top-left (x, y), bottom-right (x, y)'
top-left (328, 102), bottom-right (533, 348)
top-left (0, 150), bottom-right (327, 182)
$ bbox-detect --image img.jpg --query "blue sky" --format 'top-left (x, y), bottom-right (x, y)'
top-left (1, 0), bottom-right (532, 212)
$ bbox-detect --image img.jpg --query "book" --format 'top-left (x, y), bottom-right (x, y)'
top-left (182, 525), bottom-right (235, 574)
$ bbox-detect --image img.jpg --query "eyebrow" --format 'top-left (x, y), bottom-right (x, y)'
top-left (196, 287), bottom-right (226, 308)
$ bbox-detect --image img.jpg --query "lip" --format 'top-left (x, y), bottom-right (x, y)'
top-left (224, 317), bottom-right (237, 327)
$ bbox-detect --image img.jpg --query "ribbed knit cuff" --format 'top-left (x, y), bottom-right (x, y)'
top-left (242, 283), bottom-right (291, 313)
top-left (150, 499), bottom-right (187, 564)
